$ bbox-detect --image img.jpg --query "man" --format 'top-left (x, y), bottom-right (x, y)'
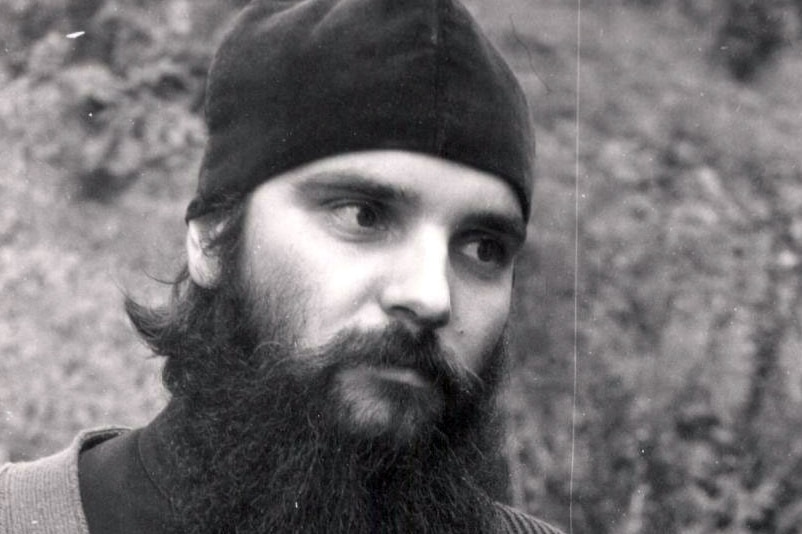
top-left (1, 0), bottom-right (564, 532)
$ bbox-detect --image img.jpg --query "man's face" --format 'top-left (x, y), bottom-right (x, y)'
top-left (236, 150), bottom-right (526, 442)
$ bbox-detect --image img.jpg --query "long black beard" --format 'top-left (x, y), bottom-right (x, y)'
top-left (158, 283), bottom-right (507, 532)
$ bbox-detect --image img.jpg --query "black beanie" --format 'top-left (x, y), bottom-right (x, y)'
top-left (186, 0), bottom-right (535, 221)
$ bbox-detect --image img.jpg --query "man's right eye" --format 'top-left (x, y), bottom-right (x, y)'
top-left (326, 201), bottom-right (389, 236)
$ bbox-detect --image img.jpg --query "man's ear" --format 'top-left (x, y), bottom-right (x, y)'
top-left (186, 217), bottom-right (225, 288)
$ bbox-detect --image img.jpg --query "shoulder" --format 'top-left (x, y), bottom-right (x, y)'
top-left (1, 428), bottom-right (129, 482)
top-left (0, 428), bottom-right (128, 533)
top-left (494, 502), bottom-right (566, 534)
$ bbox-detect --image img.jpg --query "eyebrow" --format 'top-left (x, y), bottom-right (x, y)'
top-left (459, 211), bottom-right (527, 246)
top-left (294, 172), bottom-right (419, 205)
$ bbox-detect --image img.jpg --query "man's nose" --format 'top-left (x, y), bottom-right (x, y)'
top-left (379, 228), bottom-right (452, 331)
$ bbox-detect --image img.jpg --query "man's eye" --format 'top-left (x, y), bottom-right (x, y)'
top-left (328, 202), bottom-right (387, 233)
top-left (462, 237), bottom-right (509, 267)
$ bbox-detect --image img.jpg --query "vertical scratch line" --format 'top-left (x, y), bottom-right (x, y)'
top-left (569, 1), bottom-right (582, 534)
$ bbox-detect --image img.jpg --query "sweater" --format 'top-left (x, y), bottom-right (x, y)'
top-left (1, 429), bottom-right (564, 534)
top-left (0, 429), bottom-right (126, 534)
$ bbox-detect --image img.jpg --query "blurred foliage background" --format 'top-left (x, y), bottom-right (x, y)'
top-left (2, 0), bottom-right (802, 532)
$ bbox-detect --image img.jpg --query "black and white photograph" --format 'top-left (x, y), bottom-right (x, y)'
top-left (1, 0), bottom-right (801, 532)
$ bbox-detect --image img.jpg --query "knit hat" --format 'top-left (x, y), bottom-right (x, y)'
top-left (185, 0), bottom-right (535, 221)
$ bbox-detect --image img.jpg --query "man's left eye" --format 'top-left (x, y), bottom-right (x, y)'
top-left (461, 237), bottom-right (509, 267)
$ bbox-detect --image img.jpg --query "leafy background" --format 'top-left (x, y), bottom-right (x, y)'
top-left (2, 0), bottom-right (802, 532)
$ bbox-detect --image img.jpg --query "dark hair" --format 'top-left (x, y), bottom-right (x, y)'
top-left (125, 201), bottom-right (249, 394)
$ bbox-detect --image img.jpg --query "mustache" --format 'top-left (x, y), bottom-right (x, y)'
top-left (269, 323), bottom-right (486, 399)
